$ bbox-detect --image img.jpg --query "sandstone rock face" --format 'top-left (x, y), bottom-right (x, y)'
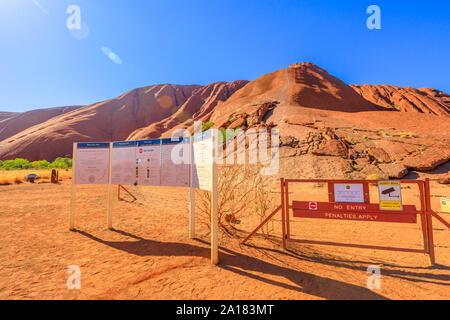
top-left (0, 106), bottom-right (82, 142)
top-left (378, 164), bottom-right (409, 179)
top-left (312, 140), bottom-right (348, 157)
top-left (367, 148), bottom-right (392, 163)
top-left (288, 63), bottom-right (383, 112)
top-left (351, 85), bottom-right (450, 115)
top-left (0, 112), bottom-right (18, 121)
top-left (228, 118), bottom-right (246, 130)
top-left (402, 148), bottom-right (450, 171)
top-left (127, 81), bottom-right (248, 140)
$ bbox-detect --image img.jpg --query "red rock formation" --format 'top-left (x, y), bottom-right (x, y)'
top-left (127, 80), bottom-right (248, 140)
top-left (0, 112), bottom-right (18, 121)
top-left (350, 85), bottom-right (450, 115)
top-left (288, 63), bottom-right (383, 112)
top-left (402, 148), bottom-right (450, 171)
top-left (0, 106), bottom-right (82, 142)
top-left (0, 83), bottom-right (246, 161)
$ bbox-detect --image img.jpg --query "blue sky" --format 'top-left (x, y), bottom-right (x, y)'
top-left (0, 0), bottom-right (449, 112)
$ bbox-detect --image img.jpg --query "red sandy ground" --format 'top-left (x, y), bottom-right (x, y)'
top-left (0, 180), bottom-right (449, 300)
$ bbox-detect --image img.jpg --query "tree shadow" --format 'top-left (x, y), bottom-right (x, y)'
top-left (242, 240), bottom-right (450, 286)
top-left (73, 229), bottom-right (388, 300)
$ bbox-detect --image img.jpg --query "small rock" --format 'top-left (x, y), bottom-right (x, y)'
top-left (402, 148), bottom-right (449, 171)
top-left (280, 136), bottom-right (300, 148)
top-left (367, 147), bottom-right (392, 163)
top-left (378, 163), bottom-right (409, 179)
top-left (312, 140), bottom-right (348, 157)
top-left (228, 117), bottom-right (246, 130)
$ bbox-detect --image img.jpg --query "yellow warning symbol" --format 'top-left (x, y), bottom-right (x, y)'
top-left (378, 181), bottom-right (403, 211)
top-left (441, 198), bottom-right (450, 213)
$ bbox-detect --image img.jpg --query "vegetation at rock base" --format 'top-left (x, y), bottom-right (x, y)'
top-left (0, 158), bottom-right (72, 170)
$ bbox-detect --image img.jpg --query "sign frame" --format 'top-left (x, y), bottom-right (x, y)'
top-left (69, 130), bottom-right (219, 265)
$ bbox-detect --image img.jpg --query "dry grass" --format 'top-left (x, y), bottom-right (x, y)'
top-left (196, 164), bottom-right (277, 240)
top-left (0, 169), bottom-right (72, 185)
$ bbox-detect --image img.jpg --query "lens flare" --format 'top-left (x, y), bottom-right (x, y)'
top-left (101, 46), bottom-right (122, 65)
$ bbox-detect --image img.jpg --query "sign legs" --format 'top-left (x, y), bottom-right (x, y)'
top-left (69, 143), bottom-right (77, 231)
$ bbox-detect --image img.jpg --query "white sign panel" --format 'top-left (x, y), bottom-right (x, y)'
top-left (192, 131), bottom-right (213, 191)
top-left (75, 143), bottom-right (110, 185)
top-left (334, 183), bottom-right (365, 203)
top-left (161, 138), bottom-right (190, 187)
top-left (111, 141), bottom-right (137, 185)
top-left (136, 140), bottom-right (161, 186)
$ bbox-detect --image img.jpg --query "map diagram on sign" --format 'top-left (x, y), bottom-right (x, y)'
top-left (136, 140), bottom-right (161, 186)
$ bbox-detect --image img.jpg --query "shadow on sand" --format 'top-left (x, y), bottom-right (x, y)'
top-left (74, 229), bottom-right (388, 300)
top-left (244, 240), bottom-right (450, 286)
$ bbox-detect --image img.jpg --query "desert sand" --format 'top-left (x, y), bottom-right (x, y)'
top-left (0, 176), bottom-right (448, 300)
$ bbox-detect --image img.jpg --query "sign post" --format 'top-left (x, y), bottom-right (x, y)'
top-left (107, 142), bottom-right (113, 229)
top-left (189, 137), bottom-right (195, 239)
top-left (211, 130), bottom-right (219, 265)
top-left (69, 143), bottom-right (77, 230)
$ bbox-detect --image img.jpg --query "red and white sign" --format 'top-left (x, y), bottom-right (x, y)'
top-left (292, 201), bottom-right (417, 224)
top-left (309, 202), bottom-right (318, 210)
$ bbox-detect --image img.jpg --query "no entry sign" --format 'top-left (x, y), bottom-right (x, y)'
top-left (309, 202), bottom-right (318, 210)
top-left (293, 201), bottom-right (417, 223)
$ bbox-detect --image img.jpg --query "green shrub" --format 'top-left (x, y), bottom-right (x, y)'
top-left (0, 158), bottom-right (31, 170)
top-left (202, 121), bottom-right (214, 132)
top-left (32, 160), bottom-right (50, 169)
top-left (0, 158), bottom-right (72, 170)
top-left (218, 127), bottom-right (244, 144)
top-left (49, 158), bottom-right (72, 169)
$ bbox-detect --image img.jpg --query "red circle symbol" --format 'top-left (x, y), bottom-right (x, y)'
top-left (309, 202), bottom-right (318, 210)
top-left (139, 148), bottom-right (143, 154)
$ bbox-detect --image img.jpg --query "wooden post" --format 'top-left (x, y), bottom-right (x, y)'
top-left (189, 137), bottom-right (195, 239)
top-left (285, 180), bottom-right (290, 240)
top-left (69, 143), bottom-right (77, 231)
top-left (281, 178), bottom-right (286, 250)
top-left (241, 206), bottom-right (282, 245)
top-left (211, 130), bottom-right (219, 265)
top-left (418, 182), bottom-right (429, 253)
top-left (106, 142), bottom-right (113, 230)
top-left (424, 178), bottom-right (435, 265)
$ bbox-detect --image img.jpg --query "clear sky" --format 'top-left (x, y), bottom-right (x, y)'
top-left (0, 0), bottom-right (449, 112)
